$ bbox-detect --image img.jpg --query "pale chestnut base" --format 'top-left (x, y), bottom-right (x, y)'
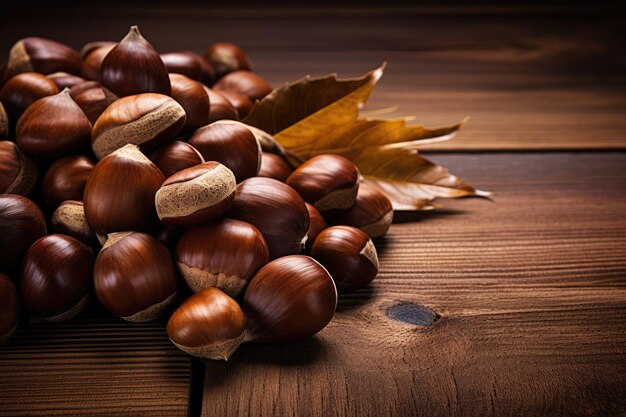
top-left (360, 238), bottom-right (379, 270)
top-left (52, 202), bottom-right (92, 237)
top-left (7, 41), bottom-right (33, 75)
top-left (0, 322), bottom-right (17, 345)
top-left (360, 209), bottom-right (394, 239)
top-left (314, 182), bottom-right (359, 212)
top-left (178, 263), bottom-right (247, 298)
top-left (122, 291), bottom-right (177, 322)
top-left (155, 164), bottom-right (235, 221)
top-left (44, 292), bottom-right (92, 322)
top-left (170, 333), bottom-right (244, 361)
top-left (92, 101), bottom-right (186, 159)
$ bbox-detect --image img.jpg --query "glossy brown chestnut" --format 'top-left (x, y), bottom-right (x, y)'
top-left (311, 226), bottom-right (379, 292)
top-left (167, 287), bottom-right (245, 360)
top-left (204, 42), bottom-right (251, 79)
top-left (155, 161), bottom-right (236, 228)
top-left (16, 88), bottom-right (92, 158)
top-left (204, 87), bottom-right (238, 122)
top-left (83, 144), bottom-right (165, 236)
top-left (168, 73), bottom-right (211, 132)
top-left (287, 154), bottom-right (360, 212)
top-left (94, 232), bottom-right (178, 322)
top-left (0, 102), bottom-right (8, 139)
top-left (304, 203), bottom-right (327, 252)
top-left (227, 177), bottom-right (309, 259)
top-left (0, 194), bottom-right (46, 273)
top-left (101, 26), bottom-right (171, 97)
top-left (258, 152), bottom-right (292, 182)
top-left (242, 255), bottom-right (337, 343)
top-left (47, 72), bottom-right (86, 89)
top-left (0, 272), bottom-right (19, 345)
top-left (219, 90), bottom-right (253, 118)
top-left (161, 52), bottom-right (215, 85)
top-left (0, 72), bottom-right (59, 123)
top-left (0, 141), bottom-right (37, 195)
top-left (148, 140), bottom-right (204, 178)
top-left (79, 41), bottom-right (117, 60)
top-left (51, 200), bottom-right (99, 248)
top-left (91, 93), bottom-right (185, 159)
top-left (42, 155), bottom-right (94, 208)
top-left (213, 70), bottom-right (272, 102)
top-left (326, 182), bottom-right (393, 238)
top-left (5, 37), bottom-right (81, 80)
top-left (188, 121), bottom-right (261, 182)
top-left (176, 218), bottom-right (269, 296)
top-left (69, 81), bottom-right (118, 125)
top-left (80, 43), bottom-right (115, 81)
top-left (20, 234), bottom-right (94, 321)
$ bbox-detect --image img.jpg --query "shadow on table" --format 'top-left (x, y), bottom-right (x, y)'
top-left (392, 208), bottom-right (466, 224)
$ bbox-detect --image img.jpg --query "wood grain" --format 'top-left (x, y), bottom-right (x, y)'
top-left (0, 317), bottom-right (192, 417)
top-left (202, 152), bottom-right (626, 417)
top-left (1, 9), bottom-right (624, 150)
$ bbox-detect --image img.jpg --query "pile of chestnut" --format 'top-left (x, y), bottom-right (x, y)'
top-left (0, 26), bottom-right (393, 360)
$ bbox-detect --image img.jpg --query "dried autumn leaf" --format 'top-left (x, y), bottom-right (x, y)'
top-left (243, 65), bottom-right (384, 146)
top-left (354, 147), bottom-right (489, 210)
top-left (286, 117), bottom-right (468, 164)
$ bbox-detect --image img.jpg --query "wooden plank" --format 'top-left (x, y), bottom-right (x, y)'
top-left (0, 11), bottom-right (625, 150)
top-left (0, 317), bottom-right (192, 417)
top-left (202, 152), bottom-right (626, 417)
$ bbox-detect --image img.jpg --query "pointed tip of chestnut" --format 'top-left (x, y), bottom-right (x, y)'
top-left (101, 26), bottom-right (171, 97)
top-left (167, 287), bottom-right (245, 360)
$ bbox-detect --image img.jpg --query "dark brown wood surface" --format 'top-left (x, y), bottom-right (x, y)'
top-left (201, 152), bottom-right (626, 417)
top-left (0, 5), bottom-right (625, 417)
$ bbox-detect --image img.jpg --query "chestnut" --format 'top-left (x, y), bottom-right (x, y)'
top-left (311, 226), bottom-right (379, 293)
top-left (47, 72), bottom-right (86, 89)
top-left (0, 272), bottom-right (19, 345)
top-left (219, 90), bottom-right (253, 118)
top-left (258, 152), bottom-right (292, 182)
top-left (242, 255), bottom-right (337, 343)
top-left (20, 234), bottom-right (94, 321)
top-left (80, 43), bottom-right (115, 81)
top-left (0, 194), bottom-right (46, 273)
top-left (79, 41), bottom-right (117, 61)
top-left (148, 140), bottom-right (204, 178)
top-left (16, 88), bottom-right (92, 158)
top-left (83, 144), bottom-right (165, 236)
top-left (0, 102), bottom-right (8, 139)
top-left (227, 177), bottom-right (309, 259)
top-left (188, 120), bottom-right (261, 182)
top-left (213, 70), bottom-right (272, 102)
top-left (42, 155), bottom-right (94, 208)
top-left (51, 200), bottom-right (98, 248)
top-left (204, 42), bottom-right (250, 79)
top-left (154, 224), bottom-right (182, 250)
top-left (94, 231), bottom-right (178, 322)
top-left (0, 140), bottom-right (37, 195)
top-left (304, 203), bottom-right (327, 252)
top-left (167, 287), bottom-right (245, 360)
top-left (326, 182), bottom-right (393, 238)
top-left (155, 161), bottom-right (236, 228)
top-left (91, 93), bottom-right (185, 159)
top-left (286, 154), bottom-right (360, 212)
top-left (69, 81), bottom-right (118, 125)
top-left (5, 37), bottom-right (81, 80)
top-left (204, 87), bottom-right (238, 122)
top-left (168, 73), bottom-right (211, 132)
top-left (0, 72), bottom-right (59, 123)
top-left (101, 26), bottom-right (171, 97)
top-left (176, 218), bottom-right (269, 296)
top-left (161, 51), bottom-right (214, 85)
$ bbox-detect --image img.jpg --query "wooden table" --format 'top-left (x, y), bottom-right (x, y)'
top-left (1, 5), bottom-right (625, 417)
